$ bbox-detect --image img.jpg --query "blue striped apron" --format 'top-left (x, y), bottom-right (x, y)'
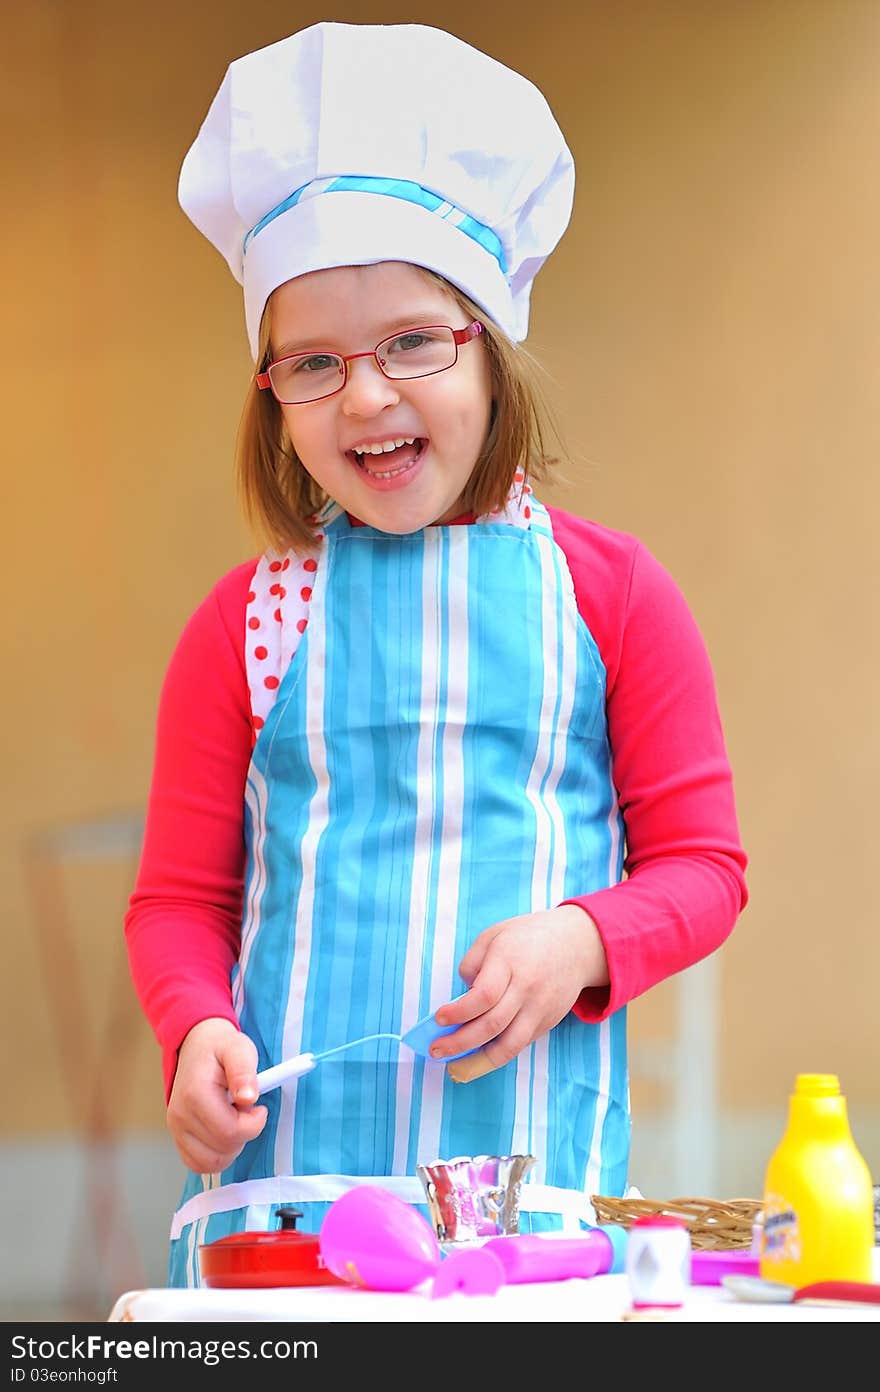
top-left (168, 498), bottom-right (629, 1286)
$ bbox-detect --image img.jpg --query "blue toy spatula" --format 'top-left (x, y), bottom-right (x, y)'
top-left (254, 1011), bottom-right (477, 1097)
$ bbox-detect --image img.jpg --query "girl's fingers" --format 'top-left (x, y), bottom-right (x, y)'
top-left (445, 1008), bottom-right (547, 1083)
top-left (436, 959), bottom-right (511, 1029)
top-left (177, 1100), bottom-right (268, 1163)
top-left (430, 993), bottom-right (516, 1060)
top-left (219, 1036), bottom-right (261, 1105)
top-left (455, 920), bottom-right (505, 985)
top-left (177, 1131), bottom-right (238, 1174)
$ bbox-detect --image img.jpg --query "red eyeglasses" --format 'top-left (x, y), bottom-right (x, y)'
top-left (256, 321), bottom-right (484, 405)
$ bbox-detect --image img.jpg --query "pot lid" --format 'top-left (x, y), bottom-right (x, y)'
top-left (201, 1206), bottom-right (321, 1250)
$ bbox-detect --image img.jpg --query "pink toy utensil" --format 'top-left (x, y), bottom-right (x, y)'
top-left (319, 1185), bottom-right (441, 1292)
top-left (431, 1246), bottom-right (507, 1299)
top-left (483, 1226), bottom-right (628, 1283)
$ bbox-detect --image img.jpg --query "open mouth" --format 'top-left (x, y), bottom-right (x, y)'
top-left (348, 437), bottom-right (426, 480)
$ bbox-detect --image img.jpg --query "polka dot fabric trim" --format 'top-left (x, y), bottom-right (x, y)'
top-left (243, 481), bottom-right (533, 740)
top-left (484, 471), bottom-right (534, 529)
top-left (245, 533), bottom-right (324, 741)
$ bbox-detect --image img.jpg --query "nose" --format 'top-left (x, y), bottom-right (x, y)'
top-left (341, 356), bottom-right (401, 417)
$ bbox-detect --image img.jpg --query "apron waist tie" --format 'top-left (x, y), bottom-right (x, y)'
top-left (170, 1173), bottom-right (597, 1239)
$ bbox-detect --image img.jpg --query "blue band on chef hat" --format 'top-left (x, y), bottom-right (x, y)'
top-left (243, 175), bottom-right (508, 275)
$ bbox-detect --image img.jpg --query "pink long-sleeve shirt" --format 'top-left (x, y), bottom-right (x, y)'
top-left (125, 506), bottom-right (748, 1099)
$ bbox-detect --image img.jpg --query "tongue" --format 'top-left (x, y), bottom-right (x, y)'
top-left (359, 441), bottom-right (420, 474)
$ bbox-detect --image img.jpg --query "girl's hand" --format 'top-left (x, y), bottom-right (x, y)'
top-left (434, 905), bottom-right (608, 1083)
top-left (167, 1017), bottom-right (268, 1173)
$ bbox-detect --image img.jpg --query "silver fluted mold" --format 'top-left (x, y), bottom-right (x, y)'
top-left (417, 1154), bottom-right (535, 1244)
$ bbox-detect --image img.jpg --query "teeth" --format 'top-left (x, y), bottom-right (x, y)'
top-left (354, 437), bottom-right (415, 456)
top-left (369, 460), bottom-right (413, 479)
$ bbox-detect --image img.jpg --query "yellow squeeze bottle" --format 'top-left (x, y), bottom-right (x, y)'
top-left (760, 1072), bottom-right (874, 1287)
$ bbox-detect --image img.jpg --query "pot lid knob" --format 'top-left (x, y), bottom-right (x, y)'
top-left (276, 1206), bottom-right (305, 1231)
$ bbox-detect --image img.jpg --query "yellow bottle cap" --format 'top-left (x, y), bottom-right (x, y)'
top-left (794, 1073), bottom-right (840, 1096)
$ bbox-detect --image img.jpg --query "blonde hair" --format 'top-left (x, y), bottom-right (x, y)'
top-left (235, 267), bottom-right (564, 554)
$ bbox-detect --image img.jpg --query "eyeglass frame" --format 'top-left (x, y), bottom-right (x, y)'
top-left (255, 320), bottom-right (484, 405)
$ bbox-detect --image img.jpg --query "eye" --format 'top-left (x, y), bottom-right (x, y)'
top-left (386, 331), bottom-right (434, 353)
top-left (295, 353), bottom-right (339, 374)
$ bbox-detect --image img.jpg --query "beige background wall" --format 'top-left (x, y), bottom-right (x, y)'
top-left (3, 0), bottom-right (878, 1316)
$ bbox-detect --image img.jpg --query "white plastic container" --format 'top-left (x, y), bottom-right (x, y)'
top-left (625, 1214), bottom-right (691, 1308)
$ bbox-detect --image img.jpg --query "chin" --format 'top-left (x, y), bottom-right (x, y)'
top-left (360, 497), bottom-right (453, 535)
top-left (367, 514), bottom-right (432, 536)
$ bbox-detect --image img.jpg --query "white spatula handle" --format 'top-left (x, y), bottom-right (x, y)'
top-left (255, 1052), bottom-right (317, 1095)
top-left (246, 1031), bottom-right (401, 1102)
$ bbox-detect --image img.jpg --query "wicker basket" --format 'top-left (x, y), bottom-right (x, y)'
top-left (591, 1194), bottom-right (762, 1250)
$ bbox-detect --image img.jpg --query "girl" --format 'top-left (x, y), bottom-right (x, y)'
top-left (125, 22), bottom-right (748, 1286)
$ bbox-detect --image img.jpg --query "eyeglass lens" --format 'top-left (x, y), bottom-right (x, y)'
top-left (268, 326), bottom-right (459, 404)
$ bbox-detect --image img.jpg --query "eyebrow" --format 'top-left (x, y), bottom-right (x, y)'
top-left (273, 313), bottom-right (455, 359)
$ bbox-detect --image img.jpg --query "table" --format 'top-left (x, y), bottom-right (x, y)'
top-left (108, 1262), bottom-right (880, 1323)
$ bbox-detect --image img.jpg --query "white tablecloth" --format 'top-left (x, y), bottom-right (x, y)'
top-left (109, 1260), bottom-right (880, 1323)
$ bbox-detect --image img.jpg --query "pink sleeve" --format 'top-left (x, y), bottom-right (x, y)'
top-left (547, 508), bottom-right (748, 1021)
top-left (124, 562), bottom-right (257, 1100)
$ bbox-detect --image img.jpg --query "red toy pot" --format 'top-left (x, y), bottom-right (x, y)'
top-left (199, 1206), bottom-right (347, 1288)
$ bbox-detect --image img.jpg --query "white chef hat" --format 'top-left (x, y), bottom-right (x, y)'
top-left (178, 21), bottom-right (575, 360)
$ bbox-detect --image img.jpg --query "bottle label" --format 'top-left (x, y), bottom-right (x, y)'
top-left (761, 1193), bottom-right (801, 1263)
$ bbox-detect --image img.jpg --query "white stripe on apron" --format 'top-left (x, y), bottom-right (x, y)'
top-left (171, 1174), bottom-right (597, 1240)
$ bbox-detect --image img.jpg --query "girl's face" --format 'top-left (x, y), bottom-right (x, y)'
top-left (268, 262), bottom-right (493, 533)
